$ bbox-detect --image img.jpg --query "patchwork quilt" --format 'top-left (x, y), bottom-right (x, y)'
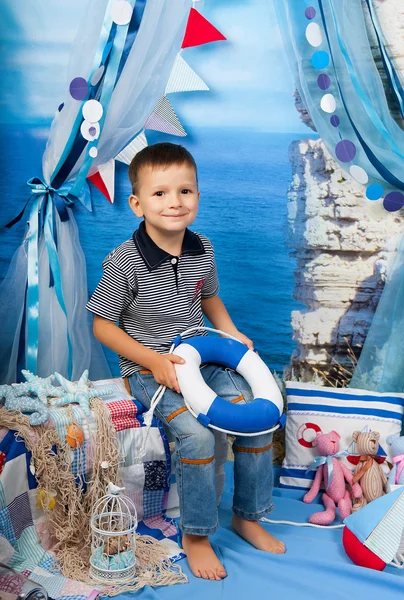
top-left (0, 378), bottom-right (184, 600)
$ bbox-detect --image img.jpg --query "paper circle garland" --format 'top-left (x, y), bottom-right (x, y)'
top-left (80, 120), bottom-right (100, 141)
top-left (317, 74), bottom-right (331, 90)
top-left (330, 115), bottom-right (340, 127)
top-left (366, 184), bottom-right (384, 201)
top-left (306, 23), bottom-right (322, 47)
top-left (320, 93), bottom-right (336, 113)
top-left (91, 66), bottom-right (105, 86)
top-left (304, 3), bottom-right (403, 211)
top-left (349, 165), bottom-right (369, 185)
top-left (69, 77), bottom-right (88, 101)
top-left (305, 7), bottom-right (316, 20)
top-left (311, 51), bottom-right (330, 70)
top-left (82, 100), bottom-right (103, 123)
top-left (111, 0), bottom-right (133, 25)
top-left (383, 191), bottom-right (404, 212)
top-left (335, 140), bottom-right (356, 163)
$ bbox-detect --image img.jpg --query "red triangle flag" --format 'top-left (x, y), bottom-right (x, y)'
top-left (87, 160), bottom-right (115, 203)
top-left (182, 8), bottom-right (226, 49)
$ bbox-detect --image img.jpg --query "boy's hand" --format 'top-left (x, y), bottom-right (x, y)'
top-left (231, 330), bottom-right (254, 351)
top-left (149, 354), bottom-right (185, 394)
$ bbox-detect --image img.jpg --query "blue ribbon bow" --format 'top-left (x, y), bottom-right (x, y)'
top-left (23, 177), bottom-right (90, 379)
top-left (27, 177), bottom-right (74, 222)
top-left (306, 449), bottom-right (349, 489)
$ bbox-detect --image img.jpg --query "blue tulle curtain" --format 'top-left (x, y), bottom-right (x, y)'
top-left (275, 0), bottom-right (404, 393)
top-left (0, 0), bottom-right (192, 384)
top-left (350, 233), bottom-right (404, 393)
top-left (275, 0), bottom-right (404, 212)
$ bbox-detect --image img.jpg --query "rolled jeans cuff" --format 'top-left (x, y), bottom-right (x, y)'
top-left (180, 521), bottom-right (219, 537)
top-left (232, 502), bottom-right (274, 521)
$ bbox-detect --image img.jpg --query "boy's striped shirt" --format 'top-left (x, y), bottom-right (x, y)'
top-left (86, 221), bottom-right (219, 377)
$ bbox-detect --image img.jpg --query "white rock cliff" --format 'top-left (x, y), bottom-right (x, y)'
top-left (287, 1), bottom-right (404, 382)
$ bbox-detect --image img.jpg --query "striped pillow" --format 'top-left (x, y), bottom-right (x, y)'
top-left (280, 382), bottom-right (404, 493)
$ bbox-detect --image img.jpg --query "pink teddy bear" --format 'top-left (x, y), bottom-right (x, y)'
top-left (303, 431), bottom-right (362, 525)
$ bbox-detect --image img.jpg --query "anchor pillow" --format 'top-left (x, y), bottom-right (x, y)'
top-left (280, 382), bottom-right (404, 494)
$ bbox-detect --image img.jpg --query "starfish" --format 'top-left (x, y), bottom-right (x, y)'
top-left (0, 384), bottom-right (49, 426)
top-left (14, 370), bottom-right (63, 405)
top-left (53, 370), bottom-right (117, 416)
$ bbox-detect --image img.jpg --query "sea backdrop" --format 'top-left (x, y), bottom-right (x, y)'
top-left (0, 125), bottom-right (312, 376)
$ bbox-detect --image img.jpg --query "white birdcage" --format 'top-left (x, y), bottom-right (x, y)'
top-left (90, 483), bottom-right (137, 584)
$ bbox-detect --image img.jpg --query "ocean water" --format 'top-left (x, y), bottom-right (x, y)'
top-left (0, 125), bottom-right (309, 376)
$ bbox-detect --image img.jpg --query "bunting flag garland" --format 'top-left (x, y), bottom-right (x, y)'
top-left (87, 159), bottom-right (115, 203)
top-left (166, 54), bottom-right (209, 94)
top-left (115, 131), bottom-right (148, 165)
top-left (144, 95), bottom-right (187, 136)
top-left (182, 7), bottom-right (226, 49)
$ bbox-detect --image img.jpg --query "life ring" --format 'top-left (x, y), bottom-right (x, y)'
top-left (172, 336), bottom-right (284, 436)
top-left (297, 422), bottom-right (321, 448)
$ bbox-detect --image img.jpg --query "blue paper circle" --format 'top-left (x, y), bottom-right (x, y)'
top-left (366, 184), bottom-right (384, 201)
top-left (330, 115), bottom-right (340, 127)
top-left (383, 191), bottom-right (404, 212)
top-left (311, 51), bottom-right (330, 70)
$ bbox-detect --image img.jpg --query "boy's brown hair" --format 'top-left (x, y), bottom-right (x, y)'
top-left (128, 142), bottom-right (198, 194)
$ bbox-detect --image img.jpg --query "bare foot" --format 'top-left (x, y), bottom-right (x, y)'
top-left (182, 534), bottom-right (227, 580)
top-left (231, 514), bottom-right (286, 554)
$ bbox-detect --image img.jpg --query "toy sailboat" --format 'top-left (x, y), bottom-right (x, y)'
top-left (343, 487), bottom-right (404, 571)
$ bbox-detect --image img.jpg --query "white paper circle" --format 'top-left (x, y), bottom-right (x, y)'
top-left (350, 165), bottom-right (369, 185)
top-left (320, 93), bottom-right (336, 113)
top-left (306, 23), bottom-right (322, 47)
top-left (89, 147), bottom-right (98, 158)
top-left (91, 66), bottom-right (105, 86)
top-left (82, 99), bottom-right (103, 123)
top-left (80, 120), bottom-right (100, 141)
top-left (111, 0), bottom-right (133, 25)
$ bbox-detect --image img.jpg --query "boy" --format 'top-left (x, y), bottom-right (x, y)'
top-left (87, 143), bottom-right (285, 581)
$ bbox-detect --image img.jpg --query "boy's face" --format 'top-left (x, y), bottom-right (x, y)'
top-left (129, 162), bottom-right (200, 236)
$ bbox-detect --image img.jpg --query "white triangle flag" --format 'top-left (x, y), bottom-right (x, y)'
top-left (88, 159), bottom-right (115, 203)
top-left (144, 96), bottom-right (186, 137)
top-left (115, 131), bottom-right (148, 165)
top-left (166, 54), bottom-right (209, 94)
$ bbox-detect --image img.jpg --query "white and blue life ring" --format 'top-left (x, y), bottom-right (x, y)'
top-left (172, 336), bottom-right (285, 436)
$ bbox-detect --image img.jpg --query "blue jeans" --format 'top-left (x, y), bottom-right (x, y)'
top-left (128, 364), bottom-right (274, 536)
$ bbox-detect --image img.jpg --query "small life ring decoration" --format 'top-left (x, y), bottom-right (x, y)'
top-left (297, 422), bottom-right (322, 448)
top-left (172, 336), bottom-right (285, 436)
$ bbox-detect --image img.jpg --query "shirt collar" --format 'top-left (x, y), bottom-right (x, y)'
top-left (133, 220), bottom-right (205, 271)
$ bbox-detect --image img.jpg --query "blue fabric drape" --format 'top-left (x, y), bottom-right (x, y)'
top-left (275, 0), bottom-right (404, 395)
top-left (350, 233), bottom-right (404, 394)
top-left (275, 0), bottom-right (404, 211)
top-left (0, 0), bottom-right (192, 383)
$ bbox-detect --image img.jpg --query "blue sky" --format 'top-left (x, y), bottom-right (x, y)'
top-left (0, 0), bottom-right (304, 133)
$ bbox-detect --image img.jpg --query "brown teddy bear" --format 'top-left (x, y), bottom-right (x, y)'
top-left (348, 430), bottom-right (388, 511)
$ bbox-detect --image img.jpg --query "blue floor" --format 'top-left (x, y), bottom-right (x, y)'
top-left (119, 463), bottom-right (404, 600)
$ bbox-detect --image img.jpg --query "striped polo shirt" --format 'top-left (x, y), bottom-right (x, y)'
top-left (86, 220), bottom-right (219, 377)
